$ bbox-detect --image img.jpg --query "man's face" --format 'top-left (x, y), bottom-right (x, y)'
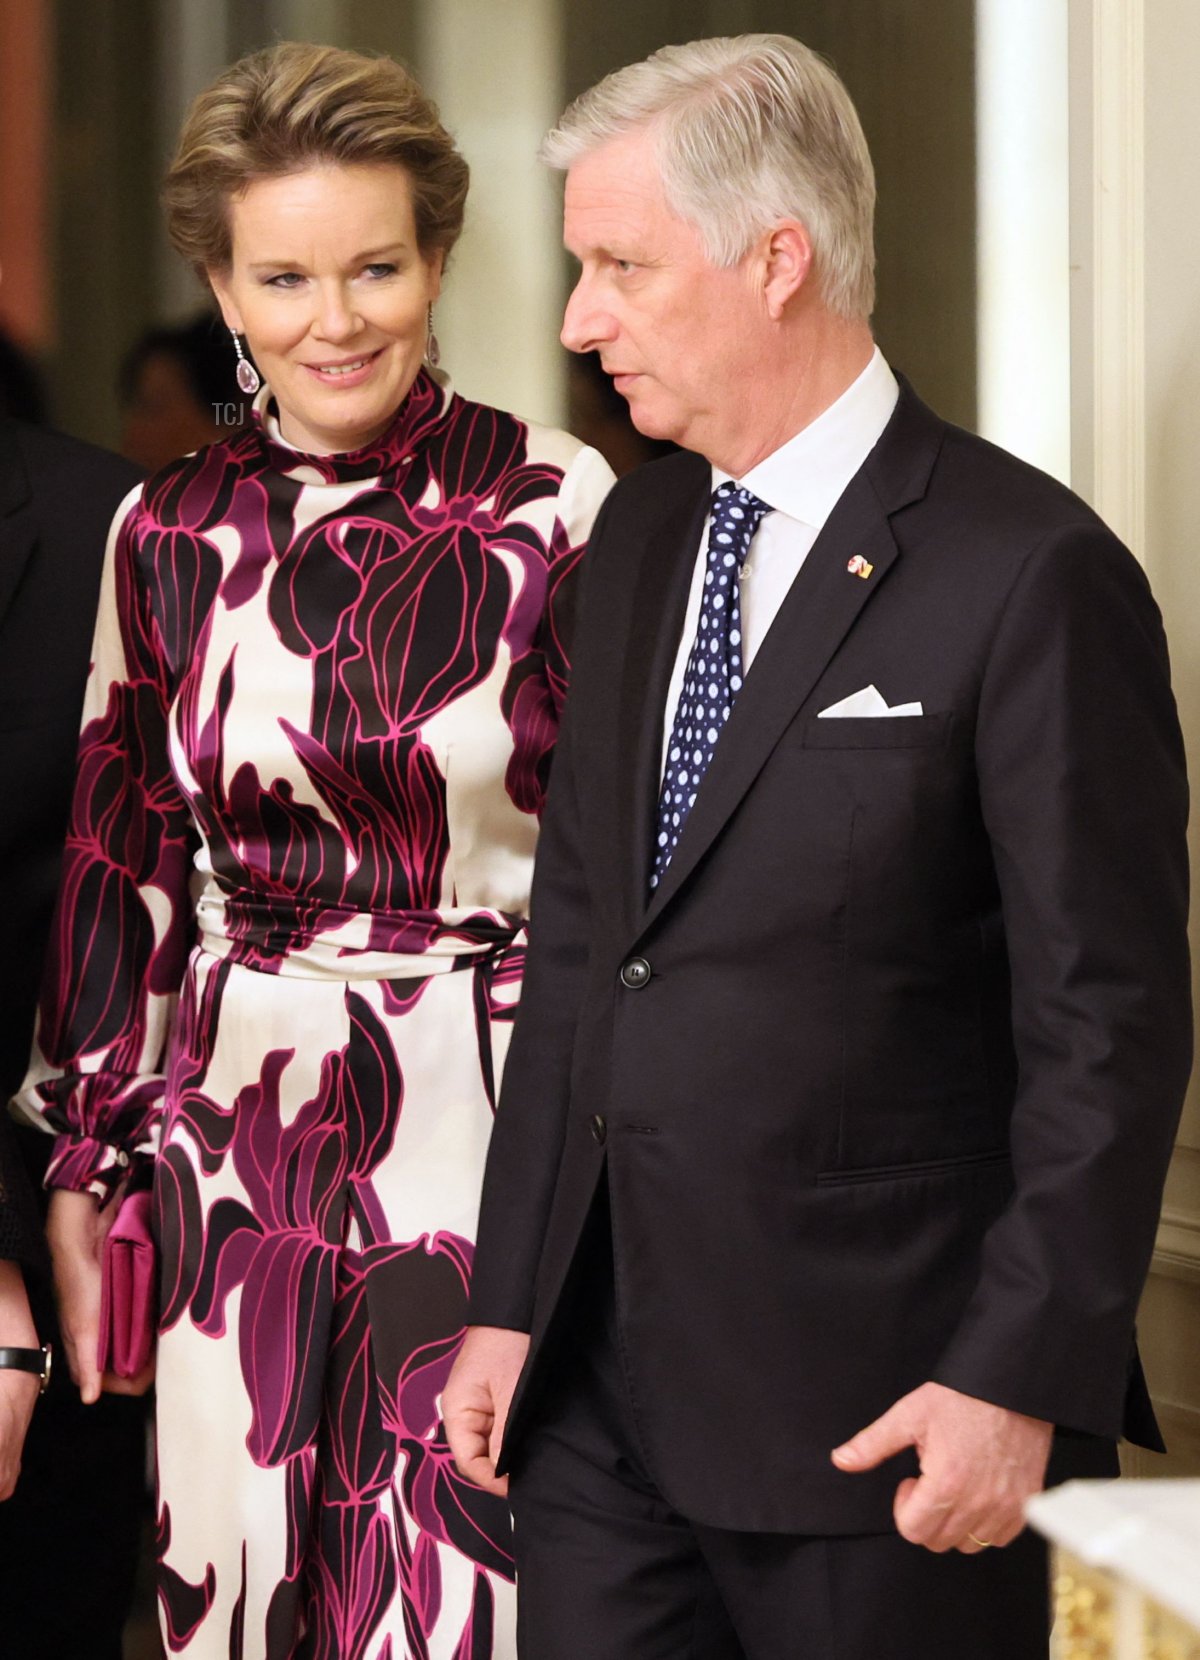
top-left (561, 126), bottom-right (761, 465)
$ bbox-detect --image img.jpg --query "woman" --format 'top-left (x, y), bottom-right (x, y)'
top-left (18, 41), bottom-right (612, 1659)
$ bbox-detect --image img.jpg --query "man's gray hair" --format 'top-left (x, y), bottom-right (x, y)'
top-left (541, 35), bottom-right (876, 321)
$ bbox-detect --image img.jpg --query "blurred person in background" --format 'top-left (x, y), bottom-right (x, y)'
top-left (566, 348), bottom-right (677, 476)
top-left (0, 325), bottom-right (49, 425)
top-left (0, 300), bottom-right (146, 1658)
top-left (119, 310), bottom-right (244, 471)
top-left (15, 40), bottom-right (612, 1660)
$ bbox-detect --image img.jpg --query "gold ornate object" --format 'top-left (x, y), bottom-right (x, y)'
top-left (1053, 1552), bottom-right (1116, 1660)
top-left (1033, 1481), bottom-right (1200, 1660)
top-left (1050, 1549), bottom-right (1200, 1660)
top-left (1144, 1597), bottom-right (1200, 1660)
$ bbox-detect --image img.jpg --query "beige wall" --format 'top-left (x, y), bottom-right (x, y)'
top-left (414, 0), bottom-right (566, 429)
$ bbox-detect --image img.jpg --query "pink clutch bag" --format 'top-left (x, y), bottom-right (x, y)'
top-left (97, 1183), bottom-right (157, 1379)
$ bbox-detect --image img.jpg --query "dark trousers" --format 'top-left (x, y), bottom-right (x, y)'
top-left (508, 1192), bottom-right (1057, 1660)
top-left (0, 1369), bottom-right (150, 1660)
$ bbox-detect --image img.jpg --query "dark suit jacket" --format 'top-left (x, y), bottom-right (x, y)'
top-left (468, 381), bottom-right (1192, 1534)
top-left (0, 417), bottom-right (141, 1277)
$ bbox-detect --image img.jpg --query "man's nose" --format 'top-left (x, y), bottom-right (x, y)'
top-left (561, 277), bottom-right (612, 354)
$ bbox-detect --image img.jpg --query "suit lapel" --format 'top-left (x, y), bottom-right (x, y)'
top-left (636, 378), bottom-right (945, 933)
top-left (0, 420), bottom-right (36, 633)
top-left (594, 457), bottom-right (709, 926)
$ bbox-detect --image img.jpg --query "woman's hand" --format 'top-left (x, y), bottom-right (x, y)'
top-left (0, 1260), bottom-right (40, 1500)
top-left (46, 1188), bottom-right (154, 1402)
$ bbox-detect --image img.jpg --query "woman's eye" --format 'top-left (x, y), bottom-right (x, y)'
top-left (363, 263), bottom-right (397, 280)
top-left (265, 272), bottom-right (304, 289)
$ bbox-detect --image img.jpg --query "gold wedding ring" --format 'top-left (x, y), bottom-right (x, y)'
top-left (967, 1534), bottom-right (994, 1550)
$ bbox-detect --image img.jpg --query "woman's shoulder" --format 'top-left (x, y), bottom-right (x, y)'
top-left (133, 426), bottom-right (263, 527)
top-left (518, 417), bottom-right (615, 503)
top-left (434, 391), bottom-right (615, 524)
top-left (443, 389), bottom-right (590, 474)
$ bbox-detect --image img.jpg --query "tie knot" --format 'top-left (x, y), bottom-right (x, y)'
top-left (708, 482), bottom-right (770, 571)
top-left (713, 481), bottom-right (771, 517)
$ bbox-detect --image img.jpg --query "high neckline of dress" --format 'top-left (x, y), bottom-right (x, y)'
top-left (249, 365), bottom-right (455, 482)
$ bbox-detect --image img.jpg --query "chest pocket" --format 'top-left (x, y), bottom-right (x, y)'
top-left (797, 710), bottom-right (953, 750)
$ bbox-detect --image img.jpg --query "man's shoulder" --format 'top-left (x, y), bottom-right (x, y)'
top-left (597, 447), bottom-right (709, 524)
top-left (936, 419), bottom-right (1104, 533)
top-left (2, 416), bottom-right (143, 511)
top-left (882, 387), bottom-right (1126, 584)
top-left (890, 377), bottom-right (1099, 525)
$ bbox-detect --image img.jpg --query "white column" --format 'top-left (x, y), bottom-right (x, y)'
top-left (974, 0), bottom-right (1072, 482)
top-left (416, 0), bottom-right (566, 428)
top-left (1069, 0), bottom-right (1146, 558)
top-left (1066, 0), bottom-right (1200, 1478)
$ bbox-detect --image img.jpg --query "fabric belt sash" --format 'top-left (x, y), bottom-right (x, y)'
top-left (194, 882), bottom-right (526, 982)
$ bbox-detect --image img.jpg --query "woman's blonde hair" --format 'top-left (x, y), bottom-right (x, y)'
top-left (164, 41), bottom-right (469, 275)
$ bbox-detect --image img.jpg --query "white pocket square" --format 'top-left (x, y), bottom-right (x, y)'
top-left (817, 684), bottom-right (924, 718)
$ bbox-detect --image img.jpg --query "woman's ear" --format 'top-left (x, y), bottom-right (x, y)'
top-left (206, 270), bottom-right (243, 336)
top-left (426, 248), bottom-right (445, 306)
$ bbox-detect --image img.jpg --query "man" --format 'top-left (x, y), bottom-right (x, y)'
top-left (0, 383), bottom-right (147, 1655)
top-left (445, 34), bottom-right (1191, 1660)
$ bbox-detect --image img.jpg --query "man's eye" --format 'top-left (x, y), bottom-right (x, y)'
top-left (615, 260), bottom-right (637, 275)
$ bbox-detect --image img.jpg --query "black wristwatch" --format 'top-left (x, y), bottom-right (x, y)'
top-left (0, 1344), bottom-right (53, 1394)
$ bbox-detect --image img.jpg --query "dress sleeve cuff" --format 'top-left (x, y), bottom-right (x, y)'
top-left (45, 1133), bottom-right (132, 1201)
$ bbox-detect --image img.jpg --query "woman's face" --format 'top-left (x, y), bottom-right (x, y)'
top-left (209, 162), bottom-right (443, 454)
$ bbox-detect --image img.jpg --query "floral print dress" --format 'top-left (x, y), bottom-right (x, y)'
top-left (14, 368), bottom-right (612, 1660)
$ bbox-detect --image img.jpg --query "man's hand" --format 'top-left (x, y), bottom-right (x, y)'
top-left (444, 1325), bottom-right (531, 1498)
top-left (831, 1381), bottom-right (1053, 1553)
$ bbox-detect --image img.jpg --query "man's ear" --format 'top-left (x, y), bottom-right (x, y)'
top-left (207, 270), bottom-right (243, 335)
top-left (760, 221), bottom-right (814, 319)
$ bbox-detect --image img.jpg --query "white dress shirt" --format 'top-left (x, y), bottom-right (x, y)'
top-left (660, 348), bottom-right (900, 776)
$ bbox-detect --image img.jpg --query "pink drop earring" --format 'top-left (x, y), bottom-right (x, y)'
top-left (425, 307), bottom-right (441, 368)
top-left (230, 329), bottom-right (261, 395)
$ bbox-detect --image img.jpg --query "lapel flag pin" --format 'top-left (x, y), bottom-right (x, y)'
top-left (847, 554), bottom-right (874, 579)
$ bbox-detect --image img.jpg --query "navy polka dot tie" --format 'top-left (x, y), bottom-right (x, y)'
top-left (651, 482), bottom-right (771, 890)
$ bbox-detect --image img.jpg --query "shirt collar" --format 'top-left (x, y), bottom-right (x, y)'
top-left (712, 347), bottom-right (899, 530)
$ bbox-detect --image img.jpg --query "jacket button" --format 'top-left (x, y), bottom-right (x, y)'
top-left (620, 956), bottom-right (652, 989)
top-left (590, 1115), bottom-right (607, 1145)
